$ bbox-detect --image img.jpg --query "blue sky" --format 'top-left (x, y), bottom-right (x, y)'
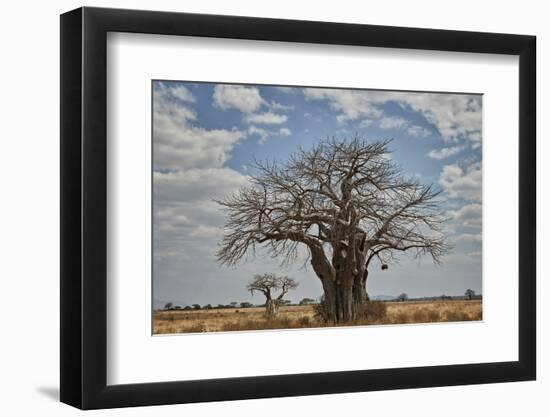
top-left (152, 81), bottom-right (482, 308)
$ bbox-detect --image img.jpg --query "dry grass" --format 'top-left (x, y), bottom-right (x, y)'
top-left (153, 300), bottom-right (482, 334)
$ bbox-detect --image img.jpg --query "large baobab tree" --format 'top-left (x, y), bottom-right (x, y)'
top-left (247, 273), bottom-right (298, 317)
top-left (217, 137), bottom-right (449, 323)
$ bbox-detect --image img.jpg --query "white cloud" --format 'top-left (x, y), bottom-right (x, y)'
top-left (269, 101), bottom-right (295, 111)
top-left (244, 112), bottom-right (288, 125)
top-left (455, 233), bottom-right (482, 243)
top-left (469, 131), bottom-right (482, 149)
top-left (169, 86), bottom-right (196, 102)
top-left (302, 88), bottom-right (481, 145)
top-left (213, 84), bottom-right (265, 113)
top-left (407, 125), bottom-right (431, 138)
top-left (248, 125), bottom-right (270, 143)
top-left (154, 168), bottom-right (249, 203)
top-left (154, 84), bottom-right (246, 171)
top-left (428, 145), bottom-right (465, 160)
top-left (379, 116), bottom-right (408, 130)
top-left (439, 162), bottom-right (482, 202)
top-left (155, 82), bottom-right (196, 103)
top-left (303, 88), bottom-right (383, 122)
top-left (399, 93), bottom-right (482, 144)
top-left (365, 115), bottom-right (432, 139)
top-left (359, 119), bottom-right (374, 128)
top-left (247, 125), bottom-right (292, 144)
top-left (153, 168), bottom-right (250, 272)
top-left (447, 203), bottom-right (482, 227)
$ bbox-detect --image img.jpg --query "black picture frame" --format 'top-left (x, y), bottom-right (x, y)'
top-left (60, 6), bottom-right (536, 410)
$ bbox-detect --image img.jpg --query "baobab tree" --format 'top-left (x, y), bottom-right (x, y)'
top-left (247, 273), bottom-right (298, 317)
top-left (217, 137), bottom-right (449, 323)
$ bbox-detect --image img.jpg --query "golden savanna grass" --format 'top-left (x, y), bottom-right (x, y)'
top-left (153, 300), bottom-right (482, 335)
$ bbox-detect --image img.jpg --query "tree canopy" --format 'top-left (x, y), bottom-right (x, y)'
top-left (217, 137), bottom-right (450, 322)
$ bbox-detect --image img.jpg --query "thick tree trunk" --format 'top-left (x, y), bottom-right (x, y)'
top-left (264, 297), bottom-right (278, 318)
top-left (308, 239), bottom-right (371, 324)
top-left (352, 269), bottom-right (368, 317)
top-left (320, 268), bottom-right (369, 324)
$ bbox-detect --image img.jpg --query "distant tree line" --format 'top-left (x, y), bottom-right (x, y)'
top-left (160, 288), bottom-right (480, 312)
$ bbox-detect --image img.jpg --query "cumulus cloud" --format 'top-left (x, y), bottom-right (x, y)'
top-left (439, 162), bottom-right (482, 202)
top-left (407, 125), bottom-right (431, 138)
top-left (154, 168), bottom-right (250, 203)
top-left (153, 168), bottom-right (252, 287)
top-left (455, 233), bottom-right (482, 243)
top-left (428, 145), bottom-right (465, 160)
top-left (154, 84), bottom-right (246, 171)
top-left (469, 131), bottom-right (482, 149)
top-left (247, 125), bottom-right (292, 144)
top-left (359, 119), bottom-right (374, 128)
top-left (302, 88), bottom-right (481, 145)
top-left (155, 82), bottom-right (196, 103)
top-left (303, 88), bottom-right (383, 122)
top-left (447, 203), bottom-right (482, 227)
top-left (379, 116), bottom-right (408, 130)
top-left (213, 84), bottom-right (265, 113)
top-left (269, 101), bottom-right (295, 111)
top-left (401, 93), bottom-right (482, 145)
top-left (244, 112), bottom-right (288, 125)
top-left (375, 116), bottom-right (432, 138)
top-left (248, 125), bottom-right (270, 143)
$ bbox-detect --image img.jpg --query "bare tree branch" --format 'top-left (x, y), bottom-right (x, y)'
top-left (217, 137), bottom-right (451, 322)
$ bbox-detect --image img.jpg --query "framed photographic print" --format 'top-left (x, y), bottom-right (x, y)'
top-left (60, 7), bottom-right (536, 410)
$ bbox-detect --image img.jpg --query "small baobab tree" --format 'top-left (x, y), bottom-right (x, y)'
top-left (465, 289), bottom-right (475, 300)
top-left (247, 273), bottom-right (298, 317)
top-left (217, 137), bottom-right (449, 323)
